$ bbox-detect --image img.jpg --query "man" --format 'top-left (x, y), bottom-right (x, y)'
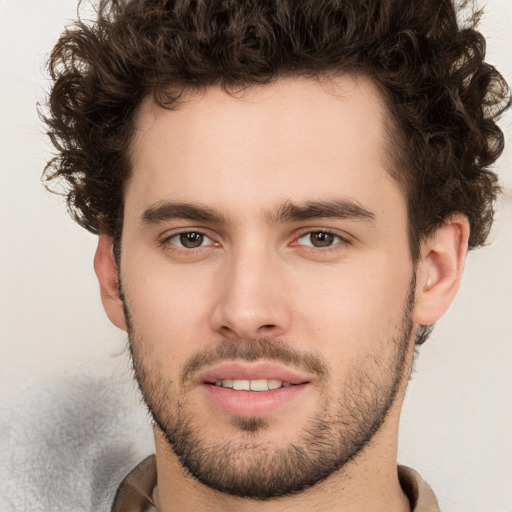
top-left (41, 0), bottom-right (510, 510)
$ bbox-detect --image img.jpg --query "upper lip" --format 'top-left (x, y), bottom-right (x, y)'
top-left (196, 361), bottom-right (312, 385)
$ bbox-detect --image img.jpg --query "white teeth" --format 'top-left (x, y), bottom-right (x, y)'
top-left (215, 379), bottom-right (291, 391)
top-left (249, 379), bottom-right (269, 391)
top-left (267, 379), bottom-right (282, 390)
top-left (232, 379), bottom-right (250, 391)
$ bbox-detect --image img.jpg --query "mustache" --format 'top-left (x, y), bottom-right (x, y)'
top-left (180, 337), bottom-right (329, 385)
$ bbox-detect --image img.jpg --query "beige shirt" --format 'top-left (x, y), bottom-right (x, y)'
top-left (112, 455), bottom-right (440, 512)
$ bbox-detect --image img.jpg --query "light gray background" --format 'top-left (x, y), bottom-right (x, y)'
top-left (1, 1), bottom-right (511, 510)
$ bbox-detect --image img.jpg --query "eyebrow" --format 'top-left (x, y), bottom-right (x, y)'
top-left (139, 198), bottom-right (375, 227)
top-left (140, 202), bottom-right (225, 226)
top-left (268, 199), bottom-right (376, 223)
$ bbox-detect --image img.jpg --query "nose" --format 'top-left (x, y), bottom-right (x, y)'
top-left (210, 245), bottom-right (292, 341)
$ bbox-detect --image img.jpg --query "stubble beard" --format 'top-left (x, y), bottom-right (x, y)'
top-left (122, 280), bottom-right (415, 500)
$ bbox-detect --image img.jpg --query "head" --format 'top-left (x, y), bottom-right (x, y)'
top-left (43, 0), bottom-right (509, 501)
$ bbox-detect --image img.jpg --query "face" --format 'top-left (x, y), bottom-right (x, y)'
top-left (118, 75), bottom-right (417, 498)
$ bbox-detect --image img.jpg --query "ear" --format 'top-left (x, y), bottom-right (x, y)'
top-left (94, 234), bottom-right (127, 331)
top-left (414, 215), bottom-right (470, 326)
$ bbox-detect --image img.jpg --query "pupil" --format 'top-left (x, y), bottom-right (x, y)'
top-left (312, 232), bottom-right (334, 247)
top-left (180, 232), bottom-right (203, 248)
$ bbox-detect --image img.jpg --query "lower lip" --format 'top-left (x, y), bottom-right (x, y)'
top-left (201, 383), bottom-right (310, 417)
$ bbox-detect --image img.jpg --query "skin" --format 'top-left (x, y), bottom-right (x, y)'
top-left (95, 74), bottom-right (469, 511)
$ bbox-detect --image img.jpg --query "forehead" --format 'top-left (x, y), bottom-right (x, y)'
top-left (126, 74), bottom-right (404, 225)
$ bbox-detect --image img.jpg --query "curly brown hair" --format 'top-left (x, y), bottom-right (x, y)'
top-left (43, 0), bottom-right (510, 262)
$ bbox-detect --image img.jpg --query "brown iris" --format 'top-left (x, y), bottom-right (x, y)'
top-left (180, 232), bottom-right (204, 248)
top-left (309, 232), bottom-right (335, 247)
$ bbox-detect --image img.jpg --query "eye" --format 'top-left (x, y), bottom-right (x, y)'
top-left (296, 231), bottom-right (346, 248)
top-left (166, 231), bottom-right (214, 249)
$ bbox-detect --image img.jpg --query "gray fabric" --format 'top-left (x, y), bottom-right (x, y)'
top-left (0, 374), bottom-right (153, 512)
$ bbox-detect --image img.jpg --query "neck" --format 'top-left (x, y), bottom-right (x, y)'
top-left (153, 339), bottom-right (416, 512)
top-left (153, 418), bottom-right (411, 512)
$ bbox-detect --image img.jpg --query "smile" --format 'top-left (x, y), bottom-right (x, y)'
top-left (198, 361), bottom-right (312, 417)
top-left (214, 379), bottom-right (293, 391)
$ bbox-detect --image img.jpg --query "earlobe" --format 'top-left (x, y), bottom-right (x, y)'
top-left (414, 215), bottom-right (470, 326)
top-left (94, 234), bottom-right (127, 331)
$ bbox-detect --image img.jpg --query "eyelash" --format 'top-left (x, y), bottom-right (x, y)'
top-left (294, 229), bottom-right (351, 252)
top-left (160, 230), bottom-right (217, 252)
top-left (160, 229), bottom-right (351, 254)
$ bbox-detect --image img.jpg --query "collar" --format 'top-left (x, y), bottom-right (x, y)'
top-left (398, 465), bottom-right (441, 512)
top-left (112, 457), bottom-right (440, 512)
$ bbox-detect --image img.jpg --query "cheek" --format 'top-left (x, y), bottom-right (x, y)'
top-left (121, 259), bottom-right (219, 362)
top-left (289, 253), bottom-right (413, 357)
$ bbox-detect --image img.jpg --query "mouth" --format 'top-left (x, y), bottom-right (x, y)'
top-left (213, 379), bottom-right (293, 391)
top-left (197, 362), bottom-right (312, 417)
